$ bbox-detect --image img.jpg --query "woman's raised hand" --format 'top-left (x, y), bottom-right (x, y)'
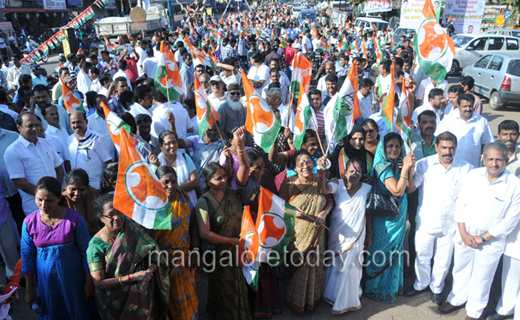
top-left (234, 126), bottom-right (246, 148)
top-left (148, 154), bottom-right (160, 167)
top-left (317, 156), bottom-right (328, 168)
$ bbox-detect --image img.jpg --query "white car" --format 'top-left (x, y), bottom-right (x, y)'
top-left (353, 17), bottom-right (389, 33)
top-left (449, 34), bottom-right (520, 76)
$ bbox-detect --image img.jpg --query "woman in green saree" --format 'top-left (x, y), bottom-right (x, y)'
top-left (279, 149), bottom-right (334, 315)
top-left (195, 161), bottom-right (251, 320)
top-left (86, 193), bottom-right (170, 319)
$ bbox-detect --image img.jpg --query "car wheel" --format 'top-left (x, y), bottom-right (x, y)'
top-left (489, 91), bottom-right (502, 110)
top-left (448, 61), bottom-right (459, 76)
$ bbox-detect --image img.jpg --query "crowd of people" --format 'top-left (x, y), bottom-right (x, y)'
top-left (0, 3), bottom-right (519, 320)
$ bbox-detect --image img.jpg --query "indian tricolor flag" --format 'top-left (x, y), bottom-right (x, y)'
top-left (414, 0), bottom-right (455, 84)
top-left (101, 101), bottom-right (131, 150)
top-left (293, 84), bottom-right (313, 150)
top-left (63, 83), bottom-right (85, 113)
top-left (241, 70), bottom-right (281, 153)
top-left (154, 41), bottom-right (183, 103)
top-left (194, 75), bottom-right (220, 139)
top-left (290, 53), bottom-right (312, 106)
top-left (114, 127), bottom-right (174, 230)
top-left (396, 80), bottom-right (413, 149)
top-left (381, 65), bottom-right (396, 132)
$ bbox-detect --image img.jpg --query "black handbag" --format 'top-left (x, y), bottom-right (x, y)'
top-left (366, 171), bottom-right (401, 218)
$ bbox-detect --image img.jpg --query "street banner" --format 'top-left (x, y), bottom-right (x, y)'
top-left (364, 0), bottom-right (392, 14)
top-left (480, 5), bottom-right (507, 32)
top-left (444, 0), bottom-right (485, 34)
top-left (400, 0), bottom-right (441, 28)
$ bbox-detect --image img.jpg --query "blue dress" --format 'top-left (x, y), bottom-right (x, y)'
top-left (21, 208), bottom-right (92, 320)
top-left (363, 137), bottom-right (408, 303)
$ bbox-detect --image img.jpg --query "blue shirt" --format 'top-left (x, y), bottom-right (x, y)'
top-left (13, 93), bottom-right (24, 111)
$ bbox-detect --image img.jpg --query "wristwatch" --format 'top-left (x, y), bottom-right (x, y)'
top-left (479, 234), bottom-right (486, 243)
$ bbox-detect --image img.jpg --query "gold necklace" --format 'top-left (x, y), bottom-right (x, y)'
top-left (105, 228), bottom-right (116, 244)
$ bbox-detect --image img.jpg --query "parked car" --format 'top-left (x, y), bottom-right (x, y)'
top-left (462, 53), bottom-right (520, 110)
top-left (484, 29), bottom-right (520, 38)
top-left (449, 34), bottom-right (520, 76)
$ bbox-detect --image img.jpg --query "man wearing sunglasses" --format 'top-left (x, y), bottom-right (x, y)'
top-left (207, 75), bottom-right (228, 112)
top-left (217, 83), bottom-right (245, 134)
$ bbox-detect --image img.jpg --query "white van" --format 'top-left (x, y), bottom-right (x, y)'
top-left (353, 17), bottom-right (389, 33)
top-left (449, 34), bottom-right (520, 75)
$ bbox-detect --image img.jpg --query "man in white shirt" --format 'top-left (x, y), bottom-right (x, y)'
top-left (440, 142), bottom-right (520, 320)
top-left (89, 67), bottom-right (102, 93)
top-left (412, 88), bottom-right (446, 130)
top-left (374, 61), bottom-right (392, 101)
top-left (4, 112), bottom-right (64, 215)
top-left (68, 111), bottom-right (113, 189)
top-left (488, 141), bottom-right (520, 320)
top-left (302, 30), bottom-right (313, 55)
top-left (404, 132), bottom-right (473, 305)
top-left (357, 78), bottom-right (374, 120)
top-left (150, 89), bottom-right (193, 148)
top-left (41, 103), bottom-right (69, 147)
top-left (6, 55), bottom-right (30, 90)
top-left (32, 85), bottom-right (73, 135)
top-left (435, 94), bottom-right (494, 167)
top-left (416, 76), bottom-right (449, 106)
top-left (247, 52), bottom-right (270, 92)
top-left (142, 51), bottom-right (158, 79)
top-left (113, 60), bottom-right (132, 91)
top-left (76, 61), bottom-right (92, 96)
top-left (87, 95), bottom-right (116, 154)
top-left (261, 69), bottom-right (289, 102)
top-left (36, 115), bottom-right (70, 175)
top-left (134, 40), bottom-right (148, 77)
top-left (130, 84), bottom-right (153, 118)
top-left (207, 75), bottom-right (228, 112)
top-left (316, 61), bottom-right (336, 92)
top-left (443, 85), bottom-right (464, 117)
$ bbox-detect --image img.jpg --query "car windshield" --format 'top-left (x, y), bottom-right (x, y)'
top-left (452, 35), bottom-right (474, 48)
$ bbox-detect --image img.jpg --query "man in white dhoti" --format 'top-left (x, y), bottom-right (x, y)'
top-left (487, 201), bottom-right (520, 320)
top-left (403, 131), bottom-right (473, 305)
top-left (439, 142), bottom-right (520, 320)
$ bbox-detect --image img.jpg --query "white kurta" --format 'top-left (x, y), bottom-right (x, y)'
top-left (323, 181), bottom-right (371, 314)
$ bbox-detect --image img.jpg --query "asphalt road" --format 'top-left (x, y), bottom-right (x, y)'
top-left (3, 53), bottom-right (519, 320)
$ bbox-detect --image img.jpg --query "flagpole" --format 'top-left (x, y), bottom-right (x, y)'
top-left (286, 93), bottom-right (294, 129)
top-left (214, 120), bottom-right (227, 145)
top-left (311, 116), bottom-right (325, 156)
top-left (325, 122), bottom-right (337, 157)
top-left (130, 133), bottom-right (153, 154)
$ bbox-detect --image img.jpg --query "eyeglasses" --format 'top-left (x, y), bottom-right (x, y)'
top-left (200, 81), bottom-right (209, 84)
top-left (229, 92), bottom-right (240, 96)
top-left (434, 97), bottom-right (446, 101)
top-left (102, 212), bottom-right (123, 220)
top-left (210, 82), bottom-right (220, 87)
top-left (365, 129), bottom-right (375, 133)
top-left (296, 161), bottom-right (313, 168)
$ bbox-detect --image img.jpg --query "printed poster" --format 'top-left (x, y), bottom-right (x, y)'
top-left (400, 0), bottom-right (441, 29)
top-left (444, 0), bottom-right (486, 34)
top-left (480, 5), bottom-right (507, 31)
top-left (44, 0), bottom-right (66, 9)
